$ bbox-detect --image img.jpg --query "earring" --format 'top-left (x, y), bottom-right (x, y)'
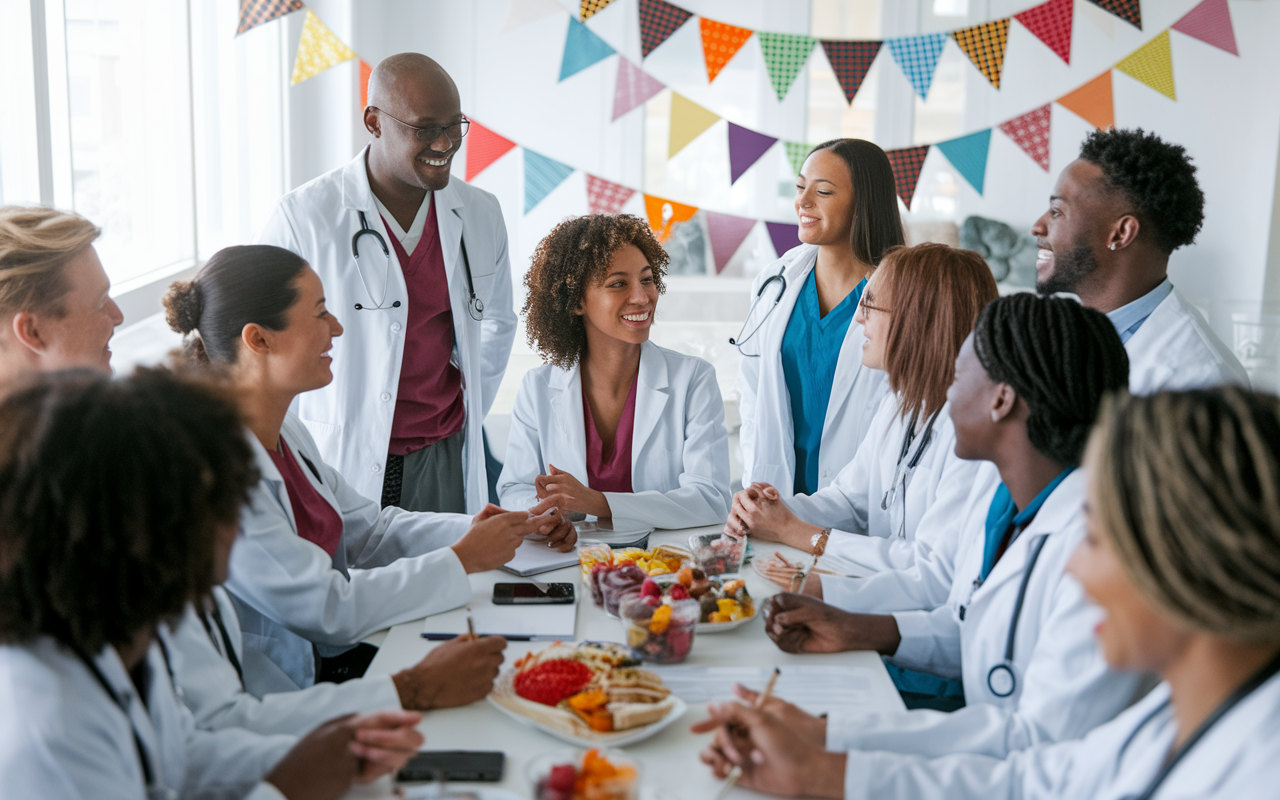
top-left (1110, 243), bottom-right (1117, 251)
top-left (991, 410), bottom-right (1000, 422)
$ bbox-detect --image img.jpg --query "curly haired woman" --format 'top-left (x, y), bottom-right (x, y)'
top-left (496, 214), bottom-right (732, 529)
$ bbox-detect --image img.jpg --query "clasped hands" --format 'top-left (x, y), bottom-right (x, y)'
top-left (724, 482), bottom-right (824, 553)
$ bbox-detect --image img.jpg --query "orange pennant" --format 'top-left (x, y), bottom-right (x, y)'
top-left (1057, 71), bottom-right (1114, 130)
top-left (359, 59), bottom-right (372, 112)
top-left (700, 18), bottom-right (754, 83)
top-left (644, 194), bottom-right (698, 242)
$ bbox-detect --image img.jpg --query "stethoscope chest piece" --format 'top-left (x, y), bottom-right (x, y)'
top-left (987, 662), bottom-right (1017, 697)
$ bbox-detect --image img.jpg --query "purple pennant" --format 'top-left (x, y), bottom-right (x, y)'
top-left (728, 123), bottom-right (778, 184)
top-left (765, 221), bottom-right (802, 257)
top-left (705, 211), bottom-right (757, 273)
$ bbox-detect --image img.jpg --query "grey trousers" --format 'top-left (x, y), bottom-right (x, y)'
top-left (381, 426), bottom-right (466, 513)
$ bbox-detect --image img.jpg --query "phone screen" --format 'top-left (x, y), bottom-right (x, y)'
top-left (492, 582), bottom-right (575, 604)
top-left (397, 750), bottom-right (504, 782)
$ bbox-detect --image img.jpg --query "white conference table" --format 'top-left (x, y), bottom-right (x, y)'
top-left (360, 524), bottom-right (906, 800)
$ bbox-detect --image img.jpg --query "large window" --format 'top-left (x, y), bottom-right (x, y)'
top-left (0, 0), bottom-right (287, 291)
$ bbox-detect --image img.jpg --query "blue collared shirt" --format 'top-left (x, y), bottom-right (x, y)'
top-left (1107, 279), bottom-right (1172, 344)
top-left (980, 468), bottom-right (1075, 582)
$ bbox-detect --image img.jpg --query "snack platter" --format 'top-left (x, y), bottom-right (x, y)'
top-left (488, 642), bottom-right (688, 748)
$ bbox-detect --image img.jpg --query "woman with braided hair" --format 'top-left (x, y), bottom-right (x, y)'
top-left (691, 386), bottom-right (1280, 798)
top-left (698, 293), bottom-right (1143, 772)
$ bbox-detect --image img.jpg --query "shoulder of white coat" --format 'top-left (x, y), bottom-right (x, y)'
top-left (0, 639), bottom-right (92, 736)
top-left (750, 244), bottom-right (816, 290)
top-left (648, 342), bottom-right (715, 375)
top-left (1143, 289), bottom-right (1246, 386)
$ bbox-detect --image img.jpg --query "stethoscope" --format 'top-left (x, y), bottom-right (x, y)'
top-left (730, 270), bottom-right (787, 356)
top-left (351, 210), bottom-right (484, 321)
top-left (74, 639), bottom-right (181, 800)
top-left (880, 409), bottom-right (940, 538)
top-left (1116, 648), bottom-right (1280, 800)
top-left (961, 530), bottom-right (1051, 698)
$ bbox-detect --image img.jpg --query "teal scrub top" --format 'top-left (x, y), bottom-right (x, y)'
top-left (780, 270), bottom-right (866, 496)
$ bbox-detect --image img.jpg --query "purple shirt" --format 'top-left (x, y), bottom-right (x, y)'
top-left (267, 436), bottom-right (343, 557)
top-left (583, 377), bottom-right (638, 494)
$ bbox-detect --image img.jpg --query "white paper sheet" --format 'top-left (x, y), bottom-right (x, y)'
top-left (648, 665), bottom-right (878, 716)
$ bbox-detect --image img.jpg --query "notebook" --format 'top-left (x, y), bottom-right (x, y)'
top-left (500, 539), bottom-right (580, 577)
top-left (421, 589), bottom-right (578, 641)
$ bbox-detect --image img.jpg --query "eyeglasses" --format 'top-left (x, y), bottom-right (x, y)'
top-left (374, 109), bottom-right (470, 145)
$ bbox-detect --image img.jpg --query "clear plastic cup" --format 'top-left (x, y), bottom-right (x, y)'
top-left (528, 748), bottom-right (640, 800)
top-left (620, 595), bottom-right (698, 664)
top-left (688, 532), bottom-right (746, 577)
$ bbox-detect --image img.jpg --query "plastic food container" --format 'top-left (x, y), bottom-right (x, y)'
top-left (688, 533), bottom-right (746, 577)
top-left (599, 566), bottom-right (646, 617)
top-left (620, 594), bottom-right (698, 664)
top-left (528, 748), bottom-right (640, 800)
top-left (578, 539), bottom-right (613, 581)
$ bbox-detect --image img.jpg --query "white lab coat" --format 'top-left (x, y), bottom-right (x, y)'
top-left (224, 413), bottom-right (472, 690)
top-left (169, 587), bottom-right (402, 736)
top-left (823, 467), bottom-right (1142, 758)
top-left (736, 244), bottom-right (890, 499)
top-left (1126, 287), bottom-right (1248, 393)
top-left (258, 146), bottom-right (517, 512)
top-left (785, 395), bottom-right (983, 574)
top-left (838, 674), bottom-right (1280, 800)
top-left (497, 342), bottom-right (732, 529)
top-left (0, 635), bottom-right (293, 800)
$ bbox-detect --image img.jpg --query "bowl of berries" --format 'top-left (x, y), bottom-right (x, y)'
top-left (529, 748), bottom-right (640, 800)
top-left (619, 579), bottom-right (698, 664)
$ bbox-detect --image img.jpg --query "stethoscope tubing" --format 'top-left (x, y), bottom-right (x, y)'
top-left (985, 532), bottom-right (1050, 698)
top-left (351, 209), bottom-right (484, 320)
top-left (730, 270), bottom-right (787, 356)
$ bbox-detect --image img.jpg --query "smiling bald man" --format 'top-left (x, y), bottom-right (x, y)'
top-left (258, 53), bottom-right (516, 515)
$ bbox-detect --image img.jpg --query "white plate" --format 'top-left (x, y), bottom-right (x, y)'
top-left (694, 612), bottom-right (756, 634)
top-left (487, 670), bottom-right (687, 748)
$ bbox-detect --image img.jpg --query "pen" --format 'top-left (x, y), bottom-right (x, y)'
top-left (466, 609), bottom-right (476, 640)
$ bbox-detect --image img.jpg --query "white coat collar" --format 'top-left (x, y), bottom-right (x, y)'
top-left (545, 341), bottom-right (670, 479)
top-left (975, 469), bottom-right (1085, 595)
top-left (340, 145), bottom-right (466, 214)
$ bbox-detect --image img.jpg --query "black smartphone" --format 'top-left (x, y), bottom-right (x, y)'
top-left (492, 582), bottom-right (575, 604)
top-left (397, 750), bottom-right (505, 782)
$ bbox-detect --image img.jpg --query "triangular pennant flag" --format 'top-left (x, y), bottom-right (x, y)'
top-left (1014, 0), bottom-right (1073, 65)
top-left (886, 33), bottom-right (949, 99)
top-left (359, 59), bottom-right (372, 112)
top-left (999, 105), bottom-right (1052, 171)
top-left (465, 121), bottom-right (518, 181)
top-left (1085, 1), bottom-right (1136, 30)
top-left (668, 93), bottom-right (721, 158)
top-left (785, 142), bottom-right (816, 176)
top-left (885, 145), bottom-right (930, 209)
top-left (936, 129), bottom-right (992, 194)
top-left (524, 150), bottom-right (576, 214)
top-left (613, 57), bottom-right (667, 121)
top-left (756, 32), bottom-right (818, 101)
top-left (586, 175), bottom-right (636, 215)
top-left (638, 0), bottom-right (694, 58)
top-left (291, 10), bottom-right (356, 86)
top-left (580, 0), bottom-right (617, 21)
top-left (951, 19), bottom-right (1010, 89)
top-left (1086, 0), bottom-right (1141, 30)
top-left (765, 221), bottom-right (801, 258)
top-left (560, 16), bottom-right (617, 82)
top-left (644, 194), bottom-right (698, 243)
top-left (820, 40), bottom-right (882, 104)
top-left (1057, 71), bottom-right (1114, 130)
top-left (1172, 0), bottom-right (1238, 56)
top-left (1115, 30), bottom-right (1175, 100)
top-left (705, 212), bottom-right (756, 273)
top-left (237, 0), bottom-right (302, 36)
top-left (502, 0), bottom-right (565, 32)
top-left (1079, 1), bottom-right (1117, 39)
top-left (700, 18), bottom-right (754, 83)
top-left (728, 123), bottom-right (778, 184)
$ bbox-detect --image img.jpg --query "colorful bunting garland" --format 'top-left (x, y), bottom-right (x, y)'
top-left (885, 146), bottom-right (930, 209)
top-left (561, 16), bottom-right (616, 82)
top-left (237, 0), bottom-right (302, 36)
top-left (290, 10), bottom-right (355, 86)
top-left (644, 194), bottom-right (698, 243)
top-left (784, 142), bottom-right (815, 177)
top-left (1087, 0), bottom-right (1142, 30)
top-left (886, 33), bottom-right (949, 99)
top-left (727, 123), bottom-right (778, 184)
top-left (668, 93), bottom-right (720, 158)
top-left (1114, 30), bottom-right (1175, 100)
top-left (952, 19), bottom-right (1010, 89)
top-left (586, 175), bottom-right (636, 215)
top-left (1014, 0), bottom-right (1074, 65)
top-left (821, 40), bottom-right (882, 105)
top-left (580, 0), bottom-right (617, 22)
top-left (705, 211), bottom-right (758, 272)
top-left (700, 18), bottom-right (754, 83)
top-left (638, 0), bottom-right (693, 58)
top-left (465, 121), bottom-right (517, 181)
top-left (936, 130), bottom-right (993, 194)
top-left (999, 105), bottom-right (1052, 171)
top-left (757, 32), bottom-right (818, 101)
top-left (1057, 71), bottom-right (1115, 130)
top-left (524, 149), bottom-right (576, 213)
top-left (613, 57), bottom-right (666, 120)
top-left (765, 222), bottom-right (801, 259)
top-left (1172, 0), bottom-right (1237, 56)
